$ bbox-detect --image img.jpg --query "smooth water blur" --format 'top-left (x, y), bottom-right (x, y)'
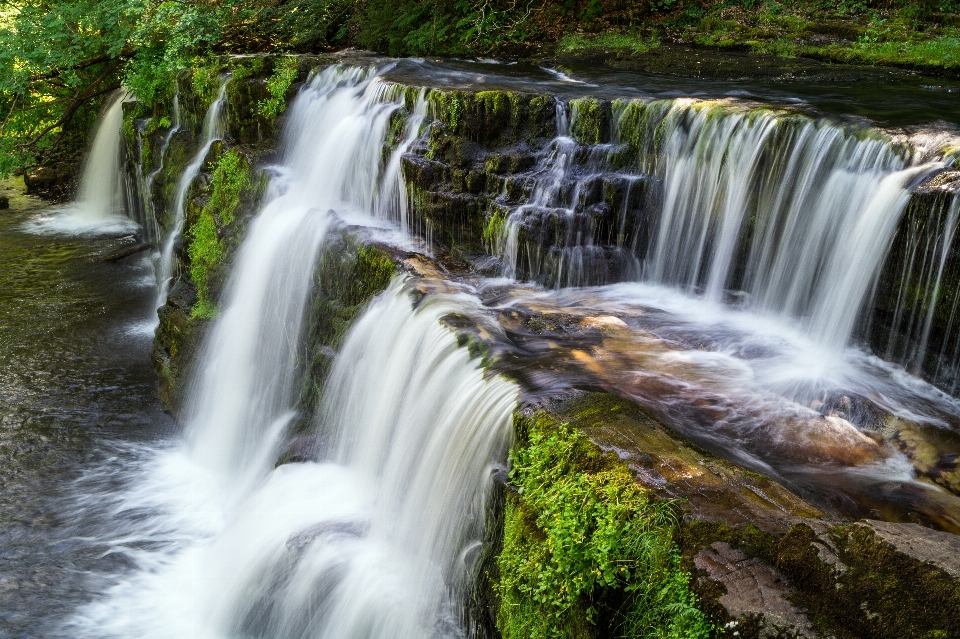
top-left (23, 92), bottom-right (139, 237)
top-left (0, 205), bottom-right (173, 638)
top-left (155, 79), bottom-right (229, 311)
top-left (67, 65), bottom-right (513, 639)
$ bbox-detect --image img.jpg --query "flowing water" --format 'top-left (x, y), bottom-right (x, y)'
top-left (3, 57), bottom-right (960, 637)
top-left (24, 92), bottom-right (139, 236)
top-left (155, 80), bottom-right (229, 310)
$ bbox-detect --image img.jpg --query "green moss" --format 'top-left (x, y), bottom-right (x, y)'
top-left (207, 149), bottom-right (251, 227)
top-left (187, 209), bottom-right (223, 318)
top-left (303, 232), bottom-right (398, 409)
top-left (558, 31), bottom-right (660, 56)
top-left (191, 57), bottom-right (226, 104)
top-left (190, 298), bottom-right (218, 320)
top-left (497, 413), bottom-right (711, 639)
top-left (483, 206), bottom-right (507, 253)
top-left (229, 56), bottom-right (265, 83)
top-left (258, 56), bottom-right (300, 121)
top-left (569, 98), bottom-right (609, 146)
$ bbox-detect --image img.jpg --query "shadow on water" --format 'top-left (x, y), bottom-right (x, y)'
top-left (0, 205), bottom-right (173, 638)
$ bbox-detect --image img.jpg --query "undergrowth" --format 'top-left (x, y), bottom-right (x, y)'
top-left (497, 415), bottom-right (711, 639)
top-left (187, 149), bottom-right (251, 319)
top-left (258, 56), bottom-right (300, 121)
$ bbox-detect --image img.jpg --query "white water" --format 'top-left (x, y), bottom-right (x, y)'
top-left (155, 80), bottom-right (229, 310)
top-left (71, 65), bottom-right (511, 639)
top-left (496, 98), bottom-right (945, 351)
top-left (140, 93), bottom-right (182, 244)
top-left (643, 101), bottom-right (942, 351)
top-left (24, 91), bottom-right (138, 236)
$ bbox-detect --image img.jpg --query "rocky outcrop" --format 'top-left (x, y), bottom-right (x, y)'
top-left (511, 392), bottom-right (960, 639)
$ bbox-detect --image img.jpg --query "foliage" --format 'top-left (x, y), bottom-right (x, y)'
top-left (0, 0), bottom-right (141, 175)
top-left (187, 208), bottom-right (222, 318)
top-left (557, 31), bottom-right (660, 56)
top-left (497, 416), bottom-right (711, 639)
top-left (258, 56), bottom-right (300, 121)
top-left (207, 149), bottom-right (251, 226)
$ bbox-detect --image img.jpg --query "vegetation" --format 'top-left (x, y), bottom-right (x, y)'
top-left (2, 0), bottom-right (958, 183)
top-left (498, 412), bottom-right (710, 639)
top-left (186, 149), bottom-right (251, 318)
top-left (258, 55), bottom-right (300, 121)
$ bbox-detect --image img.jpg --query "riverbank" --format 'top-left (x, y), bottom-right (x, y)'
top-left (551, 3), bottom-right (960, 79)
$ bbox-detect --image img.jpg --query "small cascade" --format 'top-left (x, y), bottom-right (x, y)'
top-left (155, 80), bottom-right (229, 311)
top-left (140, 93), bottom-right (182, 244)
top-left (876, 191), bottom-right (960, 389)
top-left (24, 91), bottom-right (137, 235)
top-left (76, 91), bottom-right (129, 222)
top-left (499, 100), bottom-right (642, 287)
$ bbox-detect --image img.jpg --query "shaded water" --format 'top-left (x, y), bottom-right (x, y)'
top-left (0, 206), bottom-right (172, 637)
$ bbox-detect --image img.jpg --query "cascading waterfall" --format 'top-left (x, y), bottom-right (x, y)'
top-left (495, 97), bottom-right (944, 351)
top-left (499, 101), bottom-right (642, 287)
top-left (879, 191), bottom-right (960, 388)
top-left (140, 93), bottom-right (182, 244)
top-left (75, 91), bottom-right (129, 223)
top-left (204, 279), bottom-right (516, 639)
top-left (155, 80), bottom-right (229, 310)
top-left (72, 64), bottom-right (510, 639)
top-left (24, 91), bottom-right (137, 235)
top-left (641, 101), bottom-right (940, 351)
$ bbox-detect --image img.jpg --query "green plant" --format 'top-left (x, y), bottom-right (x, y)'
top-left (187, 208), bottom-right (222, 319)
top-left (258, 56), bottom-right (300, 121)
top-left (207, 149), bottom-right (251, 226)
top-left (497, 417), bottom-right (711, 639)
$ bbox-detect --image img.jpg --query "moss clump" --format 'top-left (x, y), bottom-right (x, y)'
top-left (185, 149), bottom-right (254, 319)
top-left (258, 56), bottom-right (300, 121)
top-left (191, 56), bottom-right (226, 105)
top-left (497, 413), bottom-right (711, 639)
top-left (207, 149), bottom-right (251, 226)
top-left (483, 206), bottom-right (508, 253)
top-left (303, 232), bottom-right (398, 409)
top-left (570, 98), bottom-right (609, 146)
top-left (187, 209), bottom-right (222, 319)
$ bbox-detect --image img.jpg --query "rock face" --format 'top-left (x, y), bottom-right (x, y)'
top-left (517, 392), bottom-right (960, 639)
top-left (694, 542), bottom-right (815, 638)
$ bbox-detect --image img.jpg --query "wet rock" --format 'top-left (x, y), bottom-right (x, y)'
top-left (694, 542), bottom-right (816, 638)
top-left (276, 435), bottom-right (323, 465)
top-left (0, 195), bottom-right (7, 209)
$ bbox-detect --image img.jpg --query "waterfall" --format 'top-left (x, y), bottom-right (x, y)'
top-left (499, 99), bottom-right (642, 287)
top-left (879, 192), bottom-right (960, 388)
top-left (76, 91), bottom-right (128, 222)
top-left (141, 93), bottom-right (182, 245)
top-left (23, 91), bottom-right (138, 235)
top-left (495, 97), bottom-right (944, 351)
top-left (71, 64), bottom-right (506, 639)
top-left (195, 279), bottom-right (516, 639)
top-left (155, 80), bottom-right (229, 310)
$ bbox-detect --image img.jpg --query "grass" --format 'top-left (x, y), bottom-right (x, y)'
top-left (557, 31), bottom-right (661, 56)
top-left (554, 2), bottom-right (960, 75)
